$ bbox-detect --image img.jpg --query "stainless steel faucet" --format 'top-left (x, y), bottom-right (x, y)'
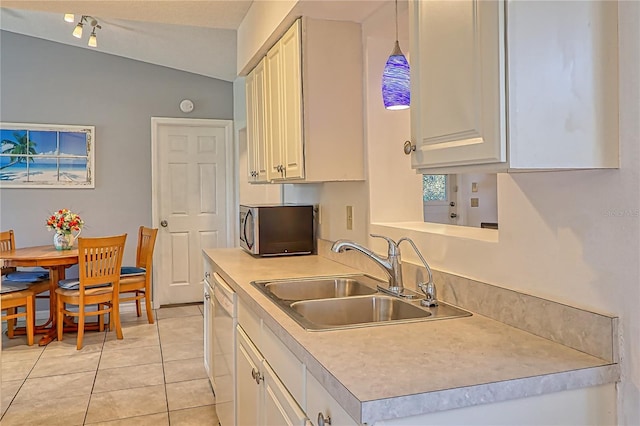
top-left (331, 234), bottom-right (405, 296)
top-left (331, 234), bottom-right (437, 304)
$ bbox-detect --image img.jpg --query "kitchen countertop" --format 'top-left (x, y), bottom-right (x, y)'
top-left (204, 248), bottom-right (619, 424)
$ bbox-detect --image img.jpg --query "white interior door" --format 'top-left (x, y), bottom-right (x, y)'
top-left (423, 174), bottom-right (459, 225)
top-left (152, 118), bottom-right (234, 306)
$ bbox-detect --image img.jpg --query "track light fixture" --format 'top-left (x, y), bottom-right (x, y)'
top-left (66, 14), bottom-right (102, 48)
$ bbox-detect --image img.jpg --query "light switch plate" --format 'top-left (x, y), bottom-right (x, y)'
top-left (471, 198), bottom-right (479, 207)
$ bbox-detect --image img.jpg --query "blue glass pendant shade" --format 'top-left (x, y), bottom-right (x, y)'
top-left (382, 41), bottom-right (410, 110)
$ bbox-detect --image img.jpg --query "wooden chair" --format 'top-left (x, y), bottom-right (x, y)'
top-left (1, 284), bottom-right (36, 346)
top-left (1, 229), bottom-right (50, 343)
top-left (56, 234), bottom-right (127, 350)
top-left (119, 226), bottom-right (158, 324)
top-left (1, 230), bottom-right (17, 274)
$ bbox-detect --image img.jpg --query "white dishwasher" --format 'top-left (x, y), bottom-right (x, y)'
top-left (212, 272), bottom-right (237, 426)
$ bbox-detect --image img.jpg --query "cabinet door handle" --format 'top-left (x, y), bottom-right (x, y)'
top-left (317, 412), bottom-right (332, 426)
top-left (205, 272), bottom-right (211, 279)
top-left (403, 140), bottom-right (416, 155)
top-left (251, 368), bottom-right (263, 384)
top-left (204, 293), bottom-right (210, 300)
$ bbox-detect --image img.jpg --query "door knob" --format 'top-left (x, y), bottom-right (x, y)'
top-left (160, 220), bottom-right (168, 227)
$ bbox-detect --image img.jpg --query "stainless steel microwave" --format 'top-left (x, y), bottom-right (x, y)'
top-left (239, 204), bottom-right (316, 256)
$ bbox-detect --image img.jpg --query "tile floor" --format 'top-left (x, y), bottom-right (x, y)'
top-left (1, 304), bottom-right (219, 425)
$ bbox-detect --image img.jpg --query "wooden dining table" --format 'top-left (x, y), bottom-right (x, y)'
top-left (1, 245), bottom-right (79, 345)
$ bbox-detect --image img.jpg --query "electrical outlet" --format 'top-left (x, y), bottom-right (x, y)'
top-left (471, 198), bottom-right (479, 207)
top-left (346, 206), bottom-right (353, 230)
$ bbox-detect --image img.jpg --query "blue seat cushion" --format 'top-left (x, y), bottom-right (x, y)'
top-left (120, 266), bottom-right (146, 276)
top-left (58, 279), bottom-right (111, 291)
top-left (4, 271), bottom-right (49, 283)
top-left (0, 279), bottom-right (30, 294)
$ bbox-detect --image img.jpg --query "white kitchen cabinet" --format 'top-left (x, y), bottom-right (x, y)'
top-left (306, 371), bottom-right (359, 426)
top-left (245, 58), bottom-right (270, 183)
top-left (236, 325), bottom-right (308, 426)
top-left (263, 361), bottom-right (308, 426)
top-left (236, 326), bottom-right (263, 426)
top-left (265, 20), bottom-right (304, 181)
top-left (409, 0), bottom-right (619, 173)
top-left (245, 17), bottom-right (365, 183)
top-left (203, 260), bottom-right (214, 386)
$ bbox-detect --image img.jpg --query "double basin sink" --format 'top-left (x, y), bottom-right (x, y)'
top-left (252, 274), bottom-right (471, 331)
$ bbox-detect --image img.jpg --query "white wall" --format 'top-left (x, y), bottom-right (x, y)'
top-left (279, 1), bottom-right (640, 424)
top-left (0, 31), bottom-right (233, 266)
top-left (283, 182), bottom-right (369, 244)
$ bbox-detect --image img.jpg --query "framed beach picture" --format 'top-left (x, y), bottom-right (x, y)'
top-left (0, 123), bottom-right (95, 188)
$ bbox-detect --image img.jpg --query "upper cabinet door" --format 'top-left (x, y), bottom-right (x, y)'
top-left (409, 0), bottom-right (506, 170)
top-left (264, 20), bottom-right (304, 181)
top-left (266, 39), bottom-right (284, 180)
top-left (279, 20), bottom-right (304, 180)
top-left (246, 58), bottom-right (270, 183)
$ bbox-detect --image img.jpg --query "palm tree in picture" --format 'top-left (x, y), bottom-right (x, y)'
top-left (1, 131), bottom-right (37, 170)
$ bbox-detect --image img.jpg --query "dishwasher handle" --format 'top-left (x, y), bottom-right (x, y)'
top-left (213, 273), bottom-right (236, 316)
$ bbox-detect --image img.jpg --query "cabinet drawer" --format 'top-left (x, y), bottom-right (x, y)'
top-left (306, 371), bottom-right (359, 426)
top-left (263, 361), bottom-right (308, 426)
top-left (238, 299), bottom-right (262, 349)
top-left (261, 324), bottom-right (305, 409)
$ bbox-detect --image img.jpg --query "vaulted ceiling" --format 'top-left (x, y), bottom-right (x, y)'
top-left (0, 1), bottom-right (253, 81)
top-left (0, 1), bottom-right (390, 82)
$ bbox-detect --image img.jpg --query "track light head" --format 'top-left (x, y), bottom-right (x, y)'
top-left (72, 21), bottom-right (83, 38)
top-left (68, 15), bottom-right (102, 47)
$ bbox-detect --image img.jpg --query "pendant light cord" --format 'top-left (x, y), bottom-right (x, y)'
top-left (395, 0), bottom-right (399, 42)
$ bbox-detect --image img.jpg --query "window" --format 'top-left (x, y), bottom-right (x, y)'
top-left (0, 123), bottom-right (94, 188)
top-left (423, 173), bottom-right (498, 228)
top-left (423, 175), bottom-right (447, 202)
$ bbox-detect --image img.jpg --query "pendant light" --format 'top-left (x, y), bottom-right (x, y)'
top-left (382, 0), bottom-right (410, 110)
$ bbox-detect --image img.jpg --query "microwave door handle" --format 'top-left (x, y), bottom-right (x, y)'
top-left (243, 210), bottom-right (253, 249)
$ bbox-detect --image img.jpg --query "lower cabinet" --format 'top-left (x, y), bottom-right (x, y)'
top-left (203, 276), bottom-right (214, 386)
top-left (236, 325), bottom-right (308, 426)
top-left (306, 372), bottom-right (358, 426)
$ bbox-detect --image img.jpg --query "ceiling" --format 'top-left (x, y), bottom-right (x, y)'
top-left (0, 1), bottom-right (392, 82)
top-left (0, 1), bottom-right (253, 29)
top-left (0, 1), bottom-right (254, 81)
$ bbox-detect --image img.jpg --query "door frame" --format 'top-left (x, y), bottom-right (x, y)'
top-left (151, 117), bottom-right (236, 308)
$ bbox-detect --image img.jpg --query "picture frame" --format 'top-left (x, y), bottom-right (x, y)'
top-left (0, 122), bottom-right (95, 188)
